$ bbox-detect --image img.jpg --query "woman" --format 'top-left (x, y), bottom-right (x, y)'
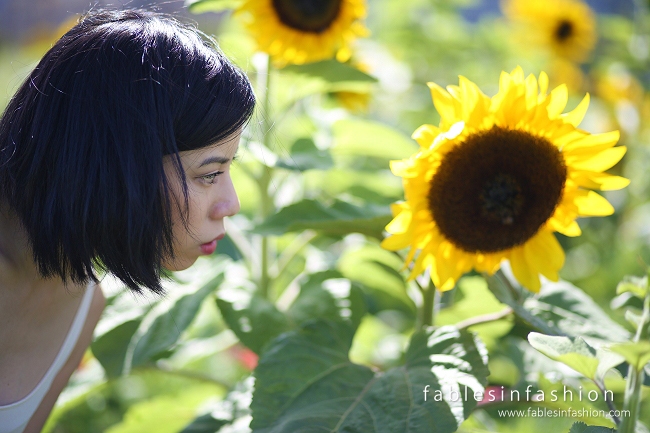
top-left (0, 9), bottom-right (255, 433)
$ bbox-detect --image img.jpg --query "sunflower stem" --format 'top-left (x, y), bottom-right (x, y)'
top-left (258, 55), bottom-right (275, 299)
top-left (421, 278), bottom-right (438, 328)
top-left (455, 307), bottom-right (513, 330)
top-left (620, 276), bottom-right (650, 433)
top-left (486, 271), bottom-right (565, 336)
top-left (595, 380), bottom-right (621, 426)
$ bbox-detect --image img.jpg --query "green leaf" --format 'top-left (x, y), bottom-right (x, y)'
top-left (524, 280), bottom-right (631, 342)
top-left (346, 185), bottom-right (399, 206)
top-left (307, 168), bottom-right (404, 204)
top-left (91, 290), bottom-right (153, 377)
top-left (252, 199), bottom-right (391, 240)
top-left (275, 138), bottom-right (334, 171)
top-left (332, 119), bottom-right (418, 161)
top-left (180, 378), bottom-right (253, 433)
top-left (274, 69), bottom-right (373, 114)
top-left (527, 333), bottom-right (624, 382)
top-left (486, 274), bottom-right (563, 337)
top-left (105, 384), bottom-right (217, 433)
top-left (287, 271), bottom-right (367, 331)
top-left (92, 319), bottom-right (141, 377)
top-left (282, 60), bottom-right (378, 84)
top-left (215, 234), bottom-right (244, 261)
top-left (535, 376), bottom-right (616, 427)
top-left (610, 341), bottom-right (650, 372)
top-left (185, 0), bottom-right (242, 13)
top-left (337, 245), bottom-right (416, 317)
top-left (218, 272), bottom-right (367, 355)
top-left (625, 310), bottom-right (643, 329)
top-left (217, 287), bottom-right (291, 355)
top-left (251, 320), bottom-right (489, 432)
top-left (611, 291), bottom-right (644, 311)
top-left (436, 277), bottom-right (513, 347)
top-left (616, 275), bottom-right (648, 299)
top-left (568, 421), bottom-right (616, 432)
top-left (404, 325), bottom-right (490, 423)
top-left (127, 275), bottom-right (222, 369)
top-left (179, 414), bottom-right (228, 433)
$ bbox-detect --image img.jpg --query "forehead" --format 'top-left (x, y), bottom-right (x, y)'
top-left (177, 132), bottom-right (241, 166)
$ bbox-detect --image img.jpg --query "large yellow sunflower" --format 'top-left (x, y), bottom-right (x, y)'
top-left (236, 0), bottom-right (369, 65)
top-left (382, 67), bottom-right (629, 293)
top-left (502, 0), bottom-right (597, 63)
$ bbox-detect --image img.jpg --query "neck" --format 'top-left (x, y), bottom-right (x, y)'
top-left (0, 204), bottom-right (87, 323)
top-left (0, 203), bottom-right (45, 287)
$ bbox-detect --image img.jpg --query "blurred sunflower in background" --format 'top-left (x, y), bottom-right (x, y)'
top-left (382, 67), bottom-right (629, 292)
top-left (332, 59), bottom-right (373, 112)
top-left (236, 0), bottom-right (369, 65)
top-left (334, 88), bottom-right (372, 112)
top-left (502, 0), bottom-right (597, 63)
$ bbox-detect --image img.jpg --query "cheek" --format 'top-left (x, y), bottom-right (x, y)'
top-left (170, 188), bottom-right (209, 244)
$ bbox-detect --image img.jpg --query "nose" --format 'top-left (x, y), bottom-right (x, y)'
top-left (210, 174), bottom-right (240, 219)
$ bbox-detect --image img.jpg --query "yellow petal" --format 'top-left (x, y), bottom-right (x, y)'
top-left (538, 71), bottom-right (549, 97)
top-left (427, 81), bottom-right (456, 121)
top-left (549, 218), bottom-right (582, 237)
top-left (547, 84), bottom-right (569, 119)
top-left (570, 171), bottom-right (630, 191)
top-left (389, 202), bottom-right (406, 216)
top-left (510, 66), bottom-right (525, 83)
top-left (554, 129), bottom-right (589, 148)
top-left (525, 73), bottom-right (539, 110)
top-left (412, 124), bottom-right (440, 148)
top-left (499, 70), bottom-right (513, 93)
top-left (459, 75), bottom-right (480, 120)
top-left (568, 146), bottom-right (627, 172)
top-left (403, 245), bottom-right (417, 269)
top-left (434, 242), bottom-right (471, 292)
top-left (562, 130), bottom-right (620, 153)
top-left (410, 248), bottom-right (434, 280)
top-left (390, 159), bottom-right (416, 177)
top-left (574, 190), bottom-right (615, 216)
top-left (381, 233), bottom-right (411, 251)
top-left (561, 93), bottom-right (590, 127)
top-left (474, 252), bottom-right (503, 274)
top-left (385, 207), bottom-right (412, 234)
top-left (510, 249), bottom-right (541, 293)
top-left (438, 277), bottom-right (456, 292)
top-left (523, 231), bottom-right (564, 282)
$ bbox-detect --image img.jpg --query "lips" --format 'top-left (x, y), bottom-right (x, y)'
top-left (200, 233), bottom-right (225, 255)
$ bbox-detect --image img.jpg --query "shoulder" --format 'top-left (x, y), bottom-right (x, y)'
top-left (22, 284), bottom-right (105, 433)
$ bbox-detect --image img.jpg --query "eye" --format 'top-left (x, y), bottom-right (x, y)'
top-left (200, 171), bottom-right (224, 185)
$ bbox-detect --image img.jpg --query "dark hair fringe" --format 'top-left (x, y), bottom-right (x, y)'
top-left (0, 9), bottom-right (256, 293)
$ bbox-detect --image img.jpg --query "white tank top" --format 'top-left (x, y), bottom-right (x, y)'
top-left (0, 283), bottom-right (95, 433)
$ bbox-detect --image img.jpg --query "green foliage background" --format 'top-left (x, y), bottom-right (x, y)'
top-left (2, 0), bottom-right (650, 432)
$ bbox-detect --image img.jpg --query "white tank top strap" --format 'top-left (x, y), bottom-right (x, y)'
top-left (0, 282), bottom-right (96, 433)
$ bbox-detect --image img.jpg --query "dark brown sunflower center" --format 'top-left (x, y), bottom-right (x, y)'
top-left (555, 20), bottom-right (574, 41)
top-left (480, 173), bottom-right (523, 225)
top-left (427, 126), bottom-right (567, 253)
top-left (272, 0), bottom-right (342, 33)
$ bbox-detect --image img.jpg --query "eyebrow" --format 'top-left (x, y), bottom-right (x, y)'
top-left (198, 156), bottom-right (232, 167)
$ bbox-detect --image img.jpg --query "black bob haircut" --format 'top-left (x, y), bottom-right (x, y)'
top-left (0, 9), bottom-right (256, 293)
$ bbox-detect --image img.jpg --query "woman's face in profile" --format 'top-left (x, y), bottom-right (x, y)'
top-left (162, 131), bottom-right (242, 271)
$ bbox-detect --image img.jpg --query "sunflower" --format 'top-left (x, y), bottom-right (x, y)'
top-left (332, 59), bottom-right (373, 112)
top-left (235, 0), bottom-right (369, 65)
top-left (502, 0), bottom-right (597, 63)
top-left (382, 67), bottom-right (629, 292)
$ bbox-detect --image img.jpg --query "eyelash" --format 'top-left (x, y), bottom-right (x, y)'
top-left (201, 171), bottom-right (224, 185)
